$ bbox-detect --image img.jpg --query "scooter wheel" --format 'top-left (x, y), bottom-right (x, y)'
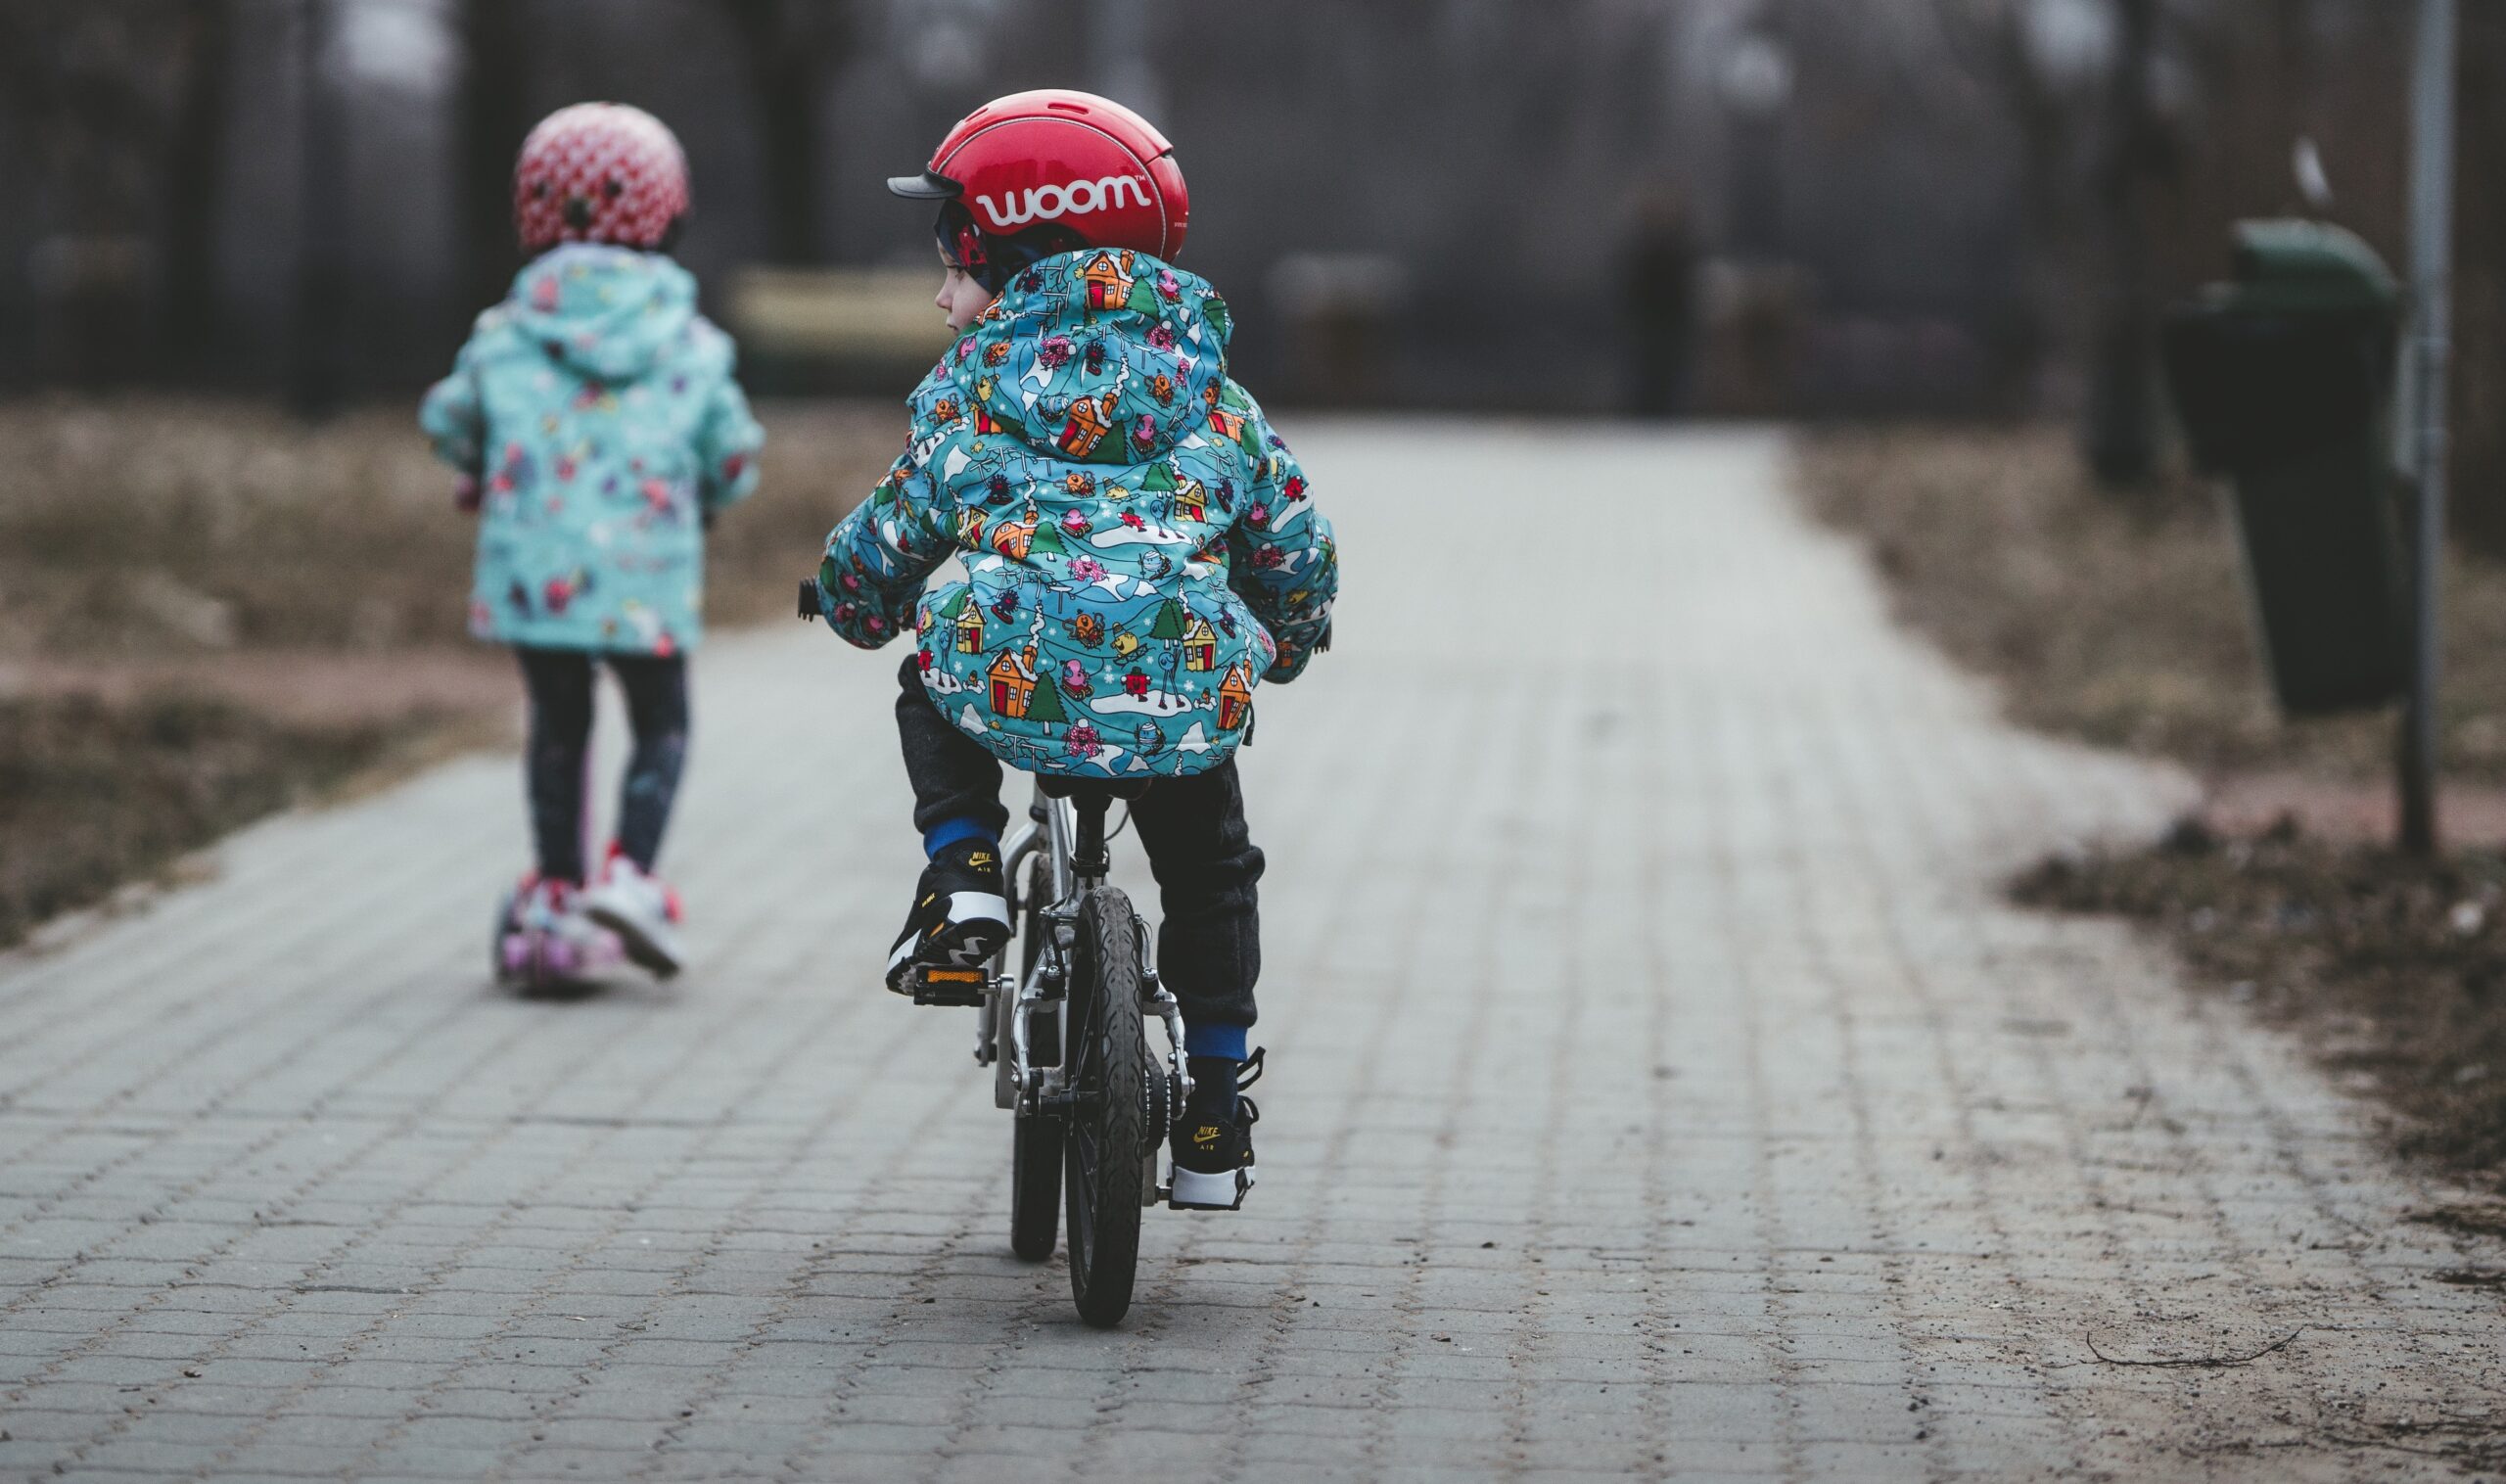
top-left (492, 890), bottom-right (522, 983)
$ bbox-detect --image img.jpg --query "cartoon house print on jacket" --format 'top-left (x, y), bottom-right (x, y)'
top-left (815, 250), bottom-right (1336, 780)
top-left (1181, 613), bottom-right (1219, 672)
top-left (1057, 390), bottom-right (1123, 458)
top-left (990, 645), bottom-right (1039, 719)
top-left (1081, 251), bottom-right (1137, 311)
top-left (1218, 663), bottom-right (1254, 731)
top-left (951, 592), bottom-right (985, 654)
top-left (992, 504), bottom-right (1039, 559)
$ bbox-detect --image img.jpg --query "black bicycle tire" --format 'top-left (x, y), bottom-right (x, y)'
top-left (1007, 858), bottom-right (1061, 1262)
top-left (1064, 886), bottom-right (1147, 1328)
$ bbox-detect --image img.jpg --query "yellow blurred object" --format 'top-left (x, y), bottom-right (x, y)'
top-left (727, 266), bottom-right (951, 365)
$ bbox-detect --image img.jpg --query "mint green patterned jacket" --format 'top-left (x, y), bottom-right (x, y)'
top-left (422, 245), bottom-right (763, 655)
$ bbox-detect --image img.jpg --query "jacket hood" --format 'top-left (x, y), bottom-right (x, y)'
top-left (505, 244), bottom-right (697, 383)
top-left (951, 250), bottom-right (1233, 467)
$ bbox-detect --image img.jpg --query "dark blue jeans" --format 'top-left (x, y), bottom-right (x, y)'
top-left (517, 647), bottom-right (687, 883)
top-left (894, 656), bottom-right (1262, 1032)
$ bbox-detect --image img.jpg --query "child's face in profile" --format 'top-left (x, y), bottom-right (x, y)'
top-left (936, 255), bottom-right (994, 332)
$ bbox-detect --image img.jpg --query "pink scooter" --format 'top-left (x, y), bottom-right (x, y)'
top-left (490, 745), bottom-right (625, 991)
top-left (491, 877), bottom-right (627, 990)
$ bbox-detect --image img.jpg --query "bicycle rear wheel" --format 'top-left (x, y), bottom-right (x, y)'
top-left (1008, 861), bottom-right (1061, 1262)
top-left (1009, 1114), bottom-right (1062, 1261)
top-left (1063, 885), bottom-right (1148, 1327)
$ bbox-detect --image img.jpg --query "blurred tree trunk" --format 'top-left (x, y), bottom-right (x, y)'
top-left (1985, 7), bottom-right (2081, 421)
top-left (2082, 0), bottom-right (2175, 487)
top-left (725, 0), bottom-right (850, 266)
top-left (163, 0), bottom-right (233, 378)
top-left (457, 0), bottom-right (532, 312)
top-left (0, 6), bottom-right (182, 385)
top-left (289, 0), bottom-right (348, 416)
top-left (2451, 7), bottom-right (2506, 552)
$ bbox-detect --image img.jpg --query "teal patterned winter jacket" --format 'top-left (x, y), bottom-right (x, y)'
top-left (818, 250), bottom-right (1336, 778)
top-left (421, 245), bottom-right (764, 656)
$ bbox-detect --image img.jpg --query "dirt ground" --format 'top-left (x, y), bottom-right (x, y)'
top-left (0, 394), bottom-right (895, 950)
top-left (2015, 821), bottom-right (2506, 1173)
top-left (1801, 426), bottom-right (2506, 1185)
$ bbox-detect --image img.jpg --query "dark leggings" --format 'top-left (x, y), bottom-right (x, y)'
top-left (893, 656), bottom-right (1263, 1031)
top-left (516, 647), bottom-right (689, 883)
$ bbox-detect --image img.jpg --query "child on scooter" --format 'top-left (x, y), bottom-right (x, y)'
top-left (422, 103), bottom-right (764, 983)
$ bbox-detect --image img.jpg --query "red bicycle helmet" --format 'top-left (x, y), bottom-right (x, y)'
top-left (514, 103), bottom-right (691, 253)
top-left (891, 89), bottom-right (1188, 287)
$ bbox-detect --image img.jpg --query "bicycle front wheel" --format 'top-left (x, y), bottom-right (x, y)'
top-left (1063, 885), bottom-right (1148, 1327)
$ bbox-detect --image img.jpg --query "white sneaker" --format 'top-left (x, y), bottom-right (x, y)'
top-left (580, 847), bottom-right (685, 979)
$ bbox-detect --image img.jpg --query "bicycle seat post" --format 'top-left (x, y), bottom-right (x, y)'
top-left (1069, 795), bottom-right (1112, 882)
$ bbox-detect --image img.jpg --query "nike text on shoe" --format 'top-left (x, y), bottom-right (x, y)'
top-left (1169, 1048), bottom-right (1262, 1210)
top-left (580, 846), bottom-right (685, 979)
top-left (885, 840), bottom-right (1010, 996)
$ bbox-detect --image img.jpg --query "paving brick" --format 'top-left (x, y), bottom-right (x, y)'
top-left (1, 428), bottom-right (2500, 1481)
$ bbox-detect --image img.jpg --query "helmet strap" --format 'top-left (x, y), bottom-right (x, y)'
top-left (935, 203), bottom-right (1001, 292)
top-left (937, 203), bottom-right (1091, 297)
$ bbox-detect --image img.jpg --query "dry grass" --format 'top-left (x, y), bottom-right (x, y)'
top-left (0, 394), bottom-right (893, 656)
top-left (0, 693), bottom-right (391, 947)
top-left (1801, 426), bottom-right (2506, 1183)
top-left (0, 394), bottom-right (901, 949)
top-left (1796, 426), bottom-right (2506, 783)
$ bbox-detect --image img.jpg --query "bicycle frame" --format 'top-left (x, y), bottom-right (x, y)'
top-left (977, 783), bottom-right (1192, 1167)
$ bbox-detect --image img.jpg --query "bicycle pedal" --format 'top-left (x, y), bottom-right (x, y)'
top-left (908, 966), bottom-right (991, 1007)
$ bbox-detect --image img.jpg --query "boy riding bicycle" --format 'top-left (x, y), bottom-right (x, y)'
top-left (812, 90), bottom-right (1336, 1209)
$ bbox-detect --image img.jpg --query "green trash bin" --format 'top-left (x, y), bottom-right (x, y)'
top-left (2160, 219), bottom-right (2406, 715)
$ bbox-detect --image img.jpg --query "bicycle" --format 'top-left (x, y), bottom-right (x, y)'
top-left (904, 775), bottom-right (1236, 1327)
top-left (796, 578), bottom-right (1248, 1326)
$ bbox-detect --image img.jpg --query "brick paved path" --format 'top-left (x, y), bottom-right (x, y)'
top-left (5, 426), bottom-right (2504, 1482)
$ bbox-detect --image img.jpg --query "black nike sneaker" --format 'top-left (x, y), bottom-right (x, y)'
top-left (1169, 1048), bottom-right (1262, 1210)
top-left (884, 839), bottom-right (1011, 995)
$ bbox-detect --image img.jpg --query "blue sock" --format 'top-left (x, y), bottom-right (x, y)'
top-left (923, 816), bottom-right (997, 859)
top-left (1183, 1021), bottom-right (1249, 1062)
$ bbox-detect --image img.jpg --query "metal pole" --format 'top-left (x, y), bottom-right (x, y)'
top-left (2399, 0), bottom-right (2455, 855)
